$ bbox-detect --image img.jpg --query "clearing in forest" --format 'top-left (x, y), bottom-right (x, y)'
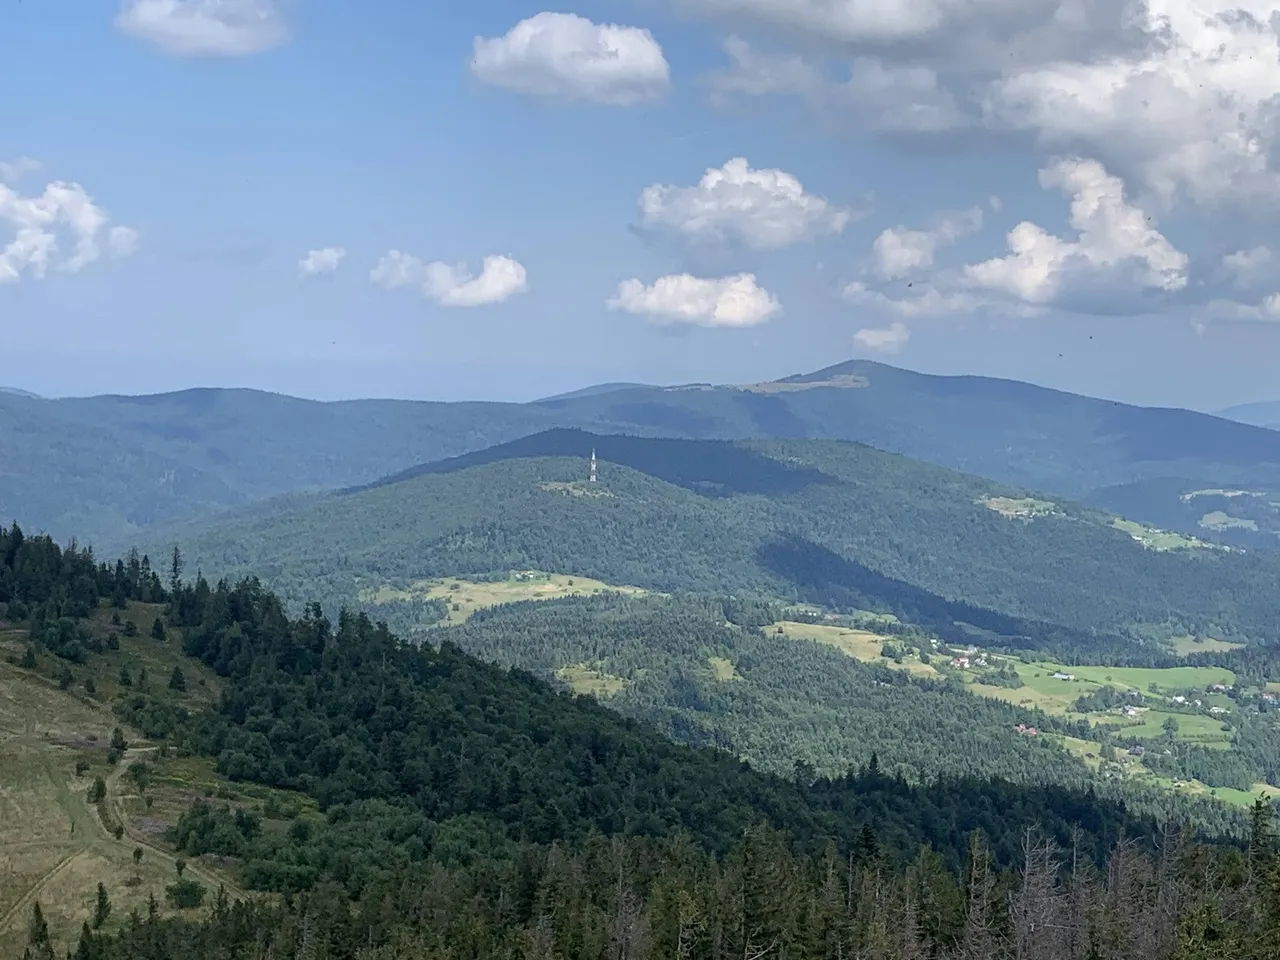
top-left (707, 657), bottom-right (743, 682)
top-left (1055, 735), bottom-right (1280, 809)
top-left (1111, 518), bottom-right (1216, 551)
top-left (1167, 634), bottom-right (1246, 657)
top-left (555, 663), bottom-right (628, 697)
top-left (981, 496), bottom-right (1059, 519)
top-left (771, 621), bottom-right (939, 679)
top-left (362, 571), bottom-right (647, 624)
top-left (967, 658), bottom-right (1233, 709)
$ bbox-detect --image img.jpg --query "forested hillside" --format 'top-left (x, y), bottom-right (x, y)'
top-left (166, 431), bottom-right (1280, 652)
top-left (8, 526), bottom-right (1280, 960)
top-left (431, 591), bottom-right (1263, 825)
top-left (0, 388), bottom-right (566, 548)
top-left (8, 360), bottom-right (1280, 550)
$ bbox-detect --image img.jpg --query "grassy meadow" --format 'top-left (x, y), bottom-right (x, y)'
top-left (0, 603), bottom-right (313, 956)
top-left (361, 570), bottom-right (647, 624)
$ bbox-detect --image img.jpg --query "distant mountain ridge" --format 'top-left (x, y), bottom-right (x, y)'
top-left (535, 381), bottom-right (658, 402)
top-left (6, 360), bottom-right (1280, 550)
top-left (1219, 400), bottom-right (1280, 431)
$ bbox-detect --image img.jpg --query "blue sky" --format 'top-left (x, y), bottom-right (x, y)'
top-left (4, 0), bottom-right (1280, 410)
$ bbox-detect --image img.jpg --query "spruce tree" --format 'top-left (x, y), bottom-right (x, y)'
top-left (169, 545), bottom-right (184, 594)
top-left (24, 902), bottom-right (53, 960)
top-left (93, 882), bottom-right (111, 929)
top-left (74, 922), bottom-right (95, 960)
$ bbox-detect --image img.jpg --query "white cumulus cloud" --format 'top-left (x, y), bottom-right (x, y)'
top-left (638, 157), bottom-right (852, 250)
top-left (872, 207), bottom-right (982, 279)
top-left (961, 157), bottom-right (1187, 309)
top-left (696, 1), bottom-right (1280, 213)
top-left (710, 37), bottom-right (967, 133)
top-left (686, 0), bottom-right (1086, 48)
top-left (854, 321), bottom-right (910, 354)
top-left (843, 280), bottom-right (980, 319)
top-left (298, 247), bottom-right (346, 278)
top-left (982, 1), bottom-right (1280, 211)
top-left (608, 273), bottom-right (779, 327)
top-left (1223, 246), bottom-right (1273, 284)
top-left (370, 251), bottom-right (528, 307)
top-left (0, 157), bottom-right (41, 184)
top-left (471, 12), bottom-right (669, 105)
top-left (108, 226), bottom-right (141, 259)
top-left (115, 0), bottom-right (290, 57)
top-left (1201, 294), bottom-right (1280, 324)
top-left (0, 178), bottom-right (139, 284)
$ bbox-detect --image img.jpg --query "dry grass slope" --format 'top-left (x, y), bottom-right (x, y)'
top-left (362, 571), bottom-right (647, 625)
top-left (0, 604), bottom-right (249, 957)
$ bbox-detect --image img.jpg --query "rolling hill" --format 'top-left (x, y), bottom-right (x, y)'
top-left (1220, 399), bottom-right (1280, 431)
top-left (8, 361), bottom-right (1280, 551)
top-left (160, 430), bottom-right (1280, 653)
top-left (5, 524), bottom-right (1200, 960)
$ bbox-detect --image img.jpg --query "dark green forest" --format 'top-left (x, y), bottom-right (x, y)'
top-left (8, 526), bottom-right (1280, 959)
top-left (167, 432), bottom-right (1280, 656)
top-left (424, 592), bottom-right (1274, 831)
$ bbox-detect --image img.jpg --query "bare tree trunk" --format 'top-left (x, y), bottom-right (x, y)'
top-left (958, 832), bottom-right (1001, 960)
top-left (1063, 828), bottom-right (1098, 960)
top-left (1010, 829), bottom-right (1065, 960)
top-left (900, 887), bottom-right (925, 960)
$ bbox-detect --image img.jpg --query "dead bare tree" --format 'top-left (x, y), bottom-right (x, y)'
top-left (1010, 829), bottom-right (1066, 960)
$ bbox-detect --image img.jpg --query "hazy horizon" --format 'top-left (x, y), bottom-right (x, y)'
top-left (2, 356), bottom-right (1274, 416)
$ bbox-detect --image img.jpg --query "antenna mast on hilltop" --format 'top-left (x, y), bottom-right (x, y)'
top-left (589, 448), bottom-right (597, 483)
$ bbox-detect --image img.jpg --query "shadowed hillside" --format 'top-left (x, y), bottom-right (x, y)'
top-left (9, 361), bottom-right (1280, 549)
top-left (160, 431), bottom-right (1280, 655)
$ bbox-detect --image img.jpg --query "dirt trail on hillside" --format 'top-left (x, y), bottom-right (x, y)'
top-left (105, 747), bottom-right (247, 899)
top-left (0, 741), bottom-right (245, 944)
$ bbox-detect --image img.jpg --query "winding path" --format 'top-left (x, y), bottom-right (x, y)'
top-left (0, 740), bottom-right (245, 944)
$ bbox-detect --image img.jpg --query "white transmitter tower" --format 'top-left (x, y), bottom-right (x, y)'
top-left (589, 448), bottom-right (597, 483)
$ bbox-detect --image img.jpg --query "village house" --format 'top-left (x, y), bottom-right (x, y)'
top-left (1052, 671), bottom-right (1075, 681)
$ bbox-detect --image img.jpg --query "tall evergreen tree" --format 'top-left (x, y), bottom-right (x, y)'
top-left (23, 902), bottom-right (53, 960)
top-left (93, 882), bottom-right (111, 929)
top-left (169, 546), bottom-right (184, 594)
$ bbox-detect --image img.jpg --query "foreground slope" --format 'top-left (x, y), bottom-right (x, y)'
top-left (170, 430), bottom-right (1280, 651)
top-left (5, 524), bottom-right (1198, 960)
top-left (10, 361), bottom-right (1280, 549)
